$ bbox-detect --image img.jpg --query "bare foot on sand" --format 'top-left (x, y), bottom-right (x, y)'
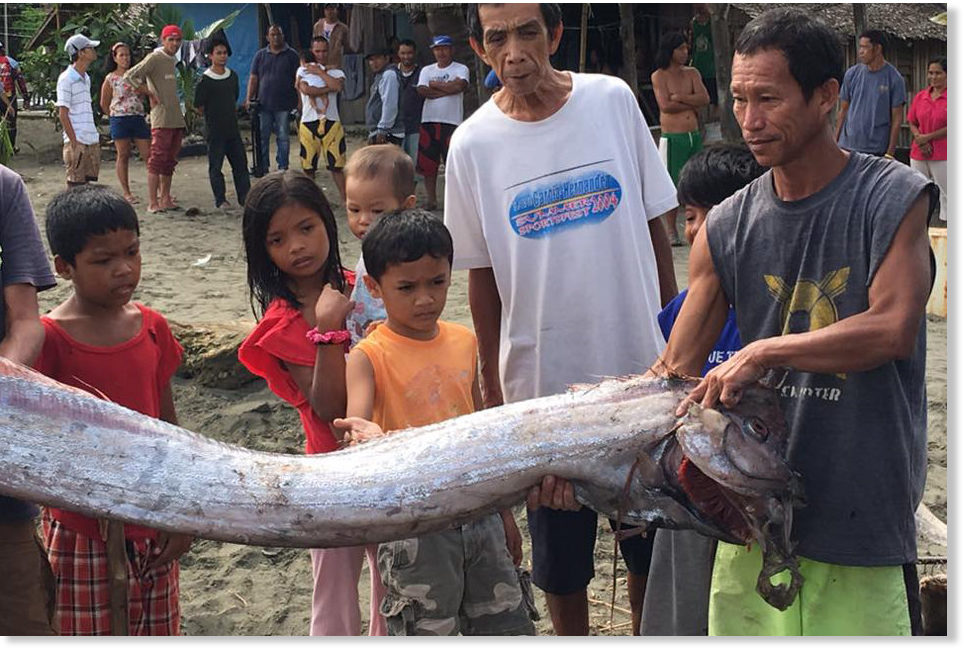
top-left (124, 194), bottom-right (140, 205)
top-left (148, 203), bottom-right (164, 213)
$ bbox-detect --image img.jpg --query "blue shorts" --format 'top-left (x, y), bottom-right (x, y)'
top-left (109, 115), bottom-right (151, 141)
top-left (527, 506), bottom-right (655, 595)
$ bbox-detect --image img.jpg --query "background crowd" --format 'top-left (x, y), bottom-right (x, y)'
top-left (0, 1), bottom-right (948, 639)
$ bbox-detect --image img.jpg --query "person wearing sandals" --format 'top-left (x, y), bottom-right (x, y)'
top-left (125, 25), bottom-right (186, 213)
top-left (100, 42), bottom-right (156, 205)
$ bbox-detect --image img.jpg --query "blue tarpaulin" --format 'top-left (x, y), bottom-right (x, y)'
top-left (172, 3), bottom-right (260, 105)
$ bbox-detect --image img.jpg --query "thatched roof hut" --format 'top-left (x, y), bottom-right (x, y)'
top-left (735, 3), bottom-right (946, 42)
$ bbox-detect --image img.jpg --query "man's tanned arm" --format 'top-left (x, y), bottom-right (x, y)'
top-left (468, 268), bottom-right (504, 408)
top-left (679, 191), bottom-right (932, 410)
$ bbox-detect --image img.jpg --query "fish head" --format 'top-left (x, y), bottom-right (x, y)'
top-left (674, 382), bottom-right (805, 611)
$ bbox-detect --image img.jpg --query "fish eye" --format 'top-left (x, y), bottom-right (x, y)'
top-left (743, 417), bottom-right (769, 441)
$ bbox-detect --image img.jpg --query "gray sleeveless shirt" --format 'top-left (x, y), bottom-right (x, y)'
top-left (706, 152), bottom-right (935, 565)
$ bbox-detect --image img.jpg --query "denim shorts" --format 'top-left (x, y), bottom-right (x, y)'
top-left (109, 115), bottom-right (151, 141)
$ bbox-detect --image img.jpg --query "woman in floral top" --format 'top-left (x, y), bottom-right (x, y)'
top-left (100, 42), bottom-right (156, 204)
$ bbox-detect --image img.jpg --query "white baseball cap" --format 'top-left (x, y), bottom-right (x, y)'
top-left (65, 34), bottom-right (100, 57)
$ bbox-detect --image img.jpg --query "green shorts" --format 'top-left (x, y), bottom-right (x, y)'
top-left (659, 130), bottom-right (703, 184)
top-left (708, 542), bottom-right (917, 636)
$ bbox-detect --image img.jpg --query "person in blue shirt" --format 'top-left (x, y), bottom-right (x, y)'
top-left (640, 143), bottom-right (765, 636)
top-left (834, 29), bottom-right (907, 158)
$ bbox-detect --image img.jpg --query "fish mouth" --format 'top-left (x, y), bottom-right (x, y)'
top-left (676, 455), bottom-right (755, 544)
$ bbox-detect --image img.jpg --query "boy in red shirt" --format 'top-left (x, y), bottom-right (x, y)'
top-left (33, 184), bottom-right (192, 635)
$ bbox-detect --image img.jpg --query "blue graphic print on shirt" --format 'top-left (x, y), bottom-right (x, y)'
top-left (508, 170), bottom-right (622, 238)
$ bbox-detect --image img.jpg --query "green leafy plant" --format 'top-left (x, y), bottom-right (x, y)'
top-left (19, 4), bottom-right (155, 128)
top-left (0, 118), bottom-right (14, 166)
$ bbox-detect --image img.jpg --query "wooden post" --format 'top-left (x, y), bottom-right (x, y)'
top-left (475, 55), bottom-right (487, 104)
top-left (852, 3), bottom-right (867, 51)
top-left (708, 3), bottom-right (741, 142)
top-left (618, 4), bottom-right (638, 97)
top-left (579, 4), bottom-right (589, 73)
top-left (105, 520), bottom-right (129, 635)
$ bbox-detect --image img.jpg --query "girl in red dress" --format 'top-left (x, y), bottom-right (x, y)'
top-left (238, 170), bottom-right (387, 636)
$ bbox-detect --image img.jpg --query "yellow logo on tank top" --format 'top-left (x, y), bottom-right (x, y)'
top-left (764, 267), bottom-right (850, 379)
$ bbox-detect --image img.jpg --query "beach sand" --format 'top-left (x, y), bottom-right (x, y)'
top-left (13, 125), bottom-right (946, 636)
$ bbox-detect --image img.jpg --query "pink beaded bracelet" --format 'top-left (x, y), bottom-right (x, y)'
top-left (306, 328), bottom-right (351, 345)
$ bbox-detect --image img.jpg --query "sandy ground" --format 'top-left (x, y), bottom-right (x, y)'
top-left (11, 121), bottom-right (947, 636)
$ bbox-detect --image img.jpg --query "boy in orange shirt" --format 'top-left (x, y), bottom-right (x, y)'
top-left (334, 210), bottom-right (535, 636)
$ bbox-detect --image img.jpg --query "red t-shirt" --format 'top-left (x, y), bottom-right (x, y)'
top-left (238, 298), bottom-right (340, 455)
top-left (907, 87), bottom-right (947, 161)
top-left (33, 303), bottom-right (183, 541)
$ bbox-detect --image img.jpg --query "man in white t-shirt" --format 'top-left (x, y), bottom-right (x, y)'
top-left (297, 36), bottom-right (347, 202)
top-left (56, 34), bottom-right (101, 186)
top-left (444, 3), bottom-right (678, 637)
top-left (416, 35), bottom-right (469, 211)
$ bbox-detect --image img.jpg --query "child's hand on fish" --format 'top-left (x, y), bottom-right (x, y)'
top-left (333, 416), bottom-right (386, 446)
top-left (526, 474), bottom-right (580, 512)
top-left (314, 283), bottom-right (355, 330)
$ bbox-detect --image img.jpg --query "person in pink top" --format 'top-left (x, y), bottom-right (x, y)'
top-left (907, 56), bottom-right (947, 222)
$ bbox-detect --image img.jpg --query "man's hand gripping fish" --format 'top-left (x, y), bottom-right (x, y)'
top-left (0, 356), bottom-right (804, 609)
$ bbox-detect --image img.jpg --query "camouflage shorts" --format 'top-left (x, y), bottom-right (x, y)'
top-left (377, 513), bottom-right (536, 636)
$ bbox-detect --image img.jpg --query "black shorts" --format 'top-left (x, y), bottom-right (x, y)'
top-left (527, 506), bottom-right (655, 595)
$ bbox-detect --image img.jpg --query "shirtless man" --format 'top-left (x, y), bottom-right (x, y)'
top-left (651, 31), bottom-right (709, 245)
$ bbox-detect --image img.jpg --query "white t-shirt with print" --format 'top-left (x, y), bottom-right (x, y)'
top-left (297, 65), bottom-right (346, 123)
top-left (444, 72), bottom-right (678, 403)
top-left (417, 61), bottom-right (469, 125)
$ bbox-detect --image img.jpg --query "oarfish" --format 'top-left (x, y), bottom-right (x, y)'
top-left (0, 357), bottom-right (804, 609)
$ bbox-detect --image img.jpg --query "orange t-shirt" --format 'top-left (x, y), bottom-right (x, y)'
top-left (354, 321), bottom-right (477, 432)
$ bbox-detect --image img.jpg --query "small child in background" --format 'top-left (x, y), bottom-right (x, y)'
top-left (343, 144), bottom-right (417, 346)
top-left (641, 144), bottom-right (765, 636)
top-left (236, 170), bottom-right (386, 636)
top-left (34, 184), bottom-right (192, 635)
top-left (194, 39), bottom-right (250, 212)
top-left (297, 48), bottom-right (329, 118)
top-left (334, 210), bottom-right (535, 636)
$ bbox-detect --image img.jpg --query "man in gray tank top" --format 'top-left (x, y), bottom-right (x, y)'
top-left (654, 8), bottom-right (936, 635)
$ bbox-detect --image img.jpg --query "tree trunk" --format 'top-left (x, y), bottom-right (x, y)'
top-left (709, 3), bottom-right (741, 143)
top-left (852, 3), bottom-right (867, 52)
top-left (618, 4), bottom-right (638, 97)
top-left (579, 4), bottom-right (589, 73)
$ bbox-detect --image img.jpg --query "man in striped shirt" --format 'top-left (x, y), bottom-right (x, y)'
top-left (56, 34), bottom-right (101, 187)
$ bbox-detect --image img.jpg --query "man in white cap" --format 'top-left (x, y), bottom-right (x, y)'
top-left (56, 34), bottom-right (100, 187)
top-left (416, 35), bottom-right (468, 211)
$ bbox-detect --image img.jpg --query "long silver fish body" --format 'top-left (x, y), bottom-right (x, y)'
top-left (0, 357), bottom-right (803, 608)
top-left (1, 359), bottom-right (712, 545)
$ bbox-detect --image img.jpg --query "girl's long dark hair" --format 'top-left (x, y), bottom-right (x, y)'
top-left (104, 42), bottom-right (130, 74)
top-left (242, 170), bottom-right (345, 318)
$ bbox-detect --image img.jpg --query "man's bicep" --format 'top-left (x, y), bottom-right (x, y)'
top-left (868, 192), bottom-right (932, 319)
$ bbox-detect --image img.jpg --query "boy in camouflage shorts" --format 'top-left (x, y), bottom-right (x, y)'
top-left (336, 210), bottom-right (535, 636)
top-left (377, 516), bottom-right (535, 635)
